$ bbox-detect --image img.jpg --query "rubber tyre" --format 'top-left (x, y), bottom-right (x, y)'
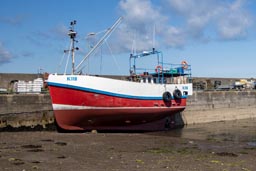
top-left (163, 91), bottom-right (172, 102)
top-left (173, 89), bottom-right (182, 99)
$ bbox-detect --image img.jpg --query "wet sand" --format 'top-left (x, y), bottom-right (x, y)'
top-left (0, 119), bottom-right (255, 171)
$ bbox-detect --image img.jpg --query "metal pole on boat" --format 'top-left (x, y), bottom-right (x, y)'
top-left (68, 20), bottom-right (79, 75)
top-left (75, 17), bottom-right (123, 73)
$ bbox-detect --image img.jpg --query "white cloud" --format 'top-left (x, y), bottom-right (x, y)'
top-left (0, 15), bottom-right (26, 26)
top-left (52, 24), bottom-right (69, 40)
top-left (115, 0), bottom-right (253, 52)
top-left (217, 0), bottom-right (251, 40)
top-left (165, 0), bottom-right (252, 40)
top-left (117, 0), bottom-right (169, 52)
top-left (119, 0), bottom-right (166, 27)
top-left (0, 42), bottom-right (13, 65)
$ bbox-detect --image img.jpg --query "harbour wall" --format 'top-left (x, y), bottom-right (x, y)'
top-left (0, 94), bottom-right (54, 129)
top-left (0, 91), bottom-right (256, 129)
top-left (183, 91), bottom-right (256, 124)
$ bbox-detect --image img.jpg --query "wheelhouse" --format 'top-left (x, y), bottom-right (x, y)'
top-left (129, 48), bottom-right (192, 84)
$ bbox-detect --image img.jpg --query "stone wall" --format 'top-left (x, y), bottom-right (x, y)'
top-left (0, 94), bottom-right (53, 129)
top-left (183, 91), bottom-right (256, 124)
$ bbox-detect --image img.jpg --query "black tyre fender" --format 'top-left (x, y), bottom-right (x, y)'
top-left (173, 89), bottom-right (182, 99)
top-left (163, 91), bottom-right (172, 102)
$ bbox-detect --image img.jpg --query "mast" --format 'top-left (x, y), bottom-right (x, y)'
top-left (75, 17), bottom-right (123, 73)
top-left (68, 20), bottom-right (79, 75)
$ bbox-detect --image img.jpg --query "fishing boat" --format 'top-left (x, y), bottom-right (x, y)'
top-left (47, 17), bottom-right (193, 131)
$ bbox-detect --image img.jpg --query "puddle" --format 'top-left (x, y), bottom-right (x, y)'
top-left (247, 142), bottom-right (256, 147)
top-left (150, 118), bottom-right (256, 144)
top-left (21, 145), bottom-right (42, 149)
top-left (215, 152), bottom-right (238, 157)
top-left (41, 139), bottom-right (54, 142)
top-left (21, 144), bottom-right (44, 152)
top-left (27, 149), bottom-right (44, 152)
top-left (55, 142), bottom-right (67, 146)
top-left (31, 160), bottom-right (41, 164)
top-left (57, 155), bottom-right (66, 159)
top-left (8, 158), bottom-right (25, 165)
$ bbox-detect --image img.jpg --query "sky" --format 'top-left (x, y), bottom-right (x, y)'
top-left (0, 0), bottom-right (256, 78)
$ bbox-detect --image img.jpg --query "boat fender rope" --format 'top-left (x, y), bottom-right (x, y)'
top-left (173, 89), bottom-right (182, 99)
top-left (163, 91), bottom-right (172, 102)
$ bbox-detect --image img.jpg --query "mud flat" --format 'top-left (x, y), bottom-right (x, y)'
top-left (0, 119), bottom-right (255, 171)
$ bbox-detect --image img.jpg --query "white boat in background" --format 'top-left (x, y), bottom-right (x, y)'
top-left (47, 17), bottom-right (193, 131)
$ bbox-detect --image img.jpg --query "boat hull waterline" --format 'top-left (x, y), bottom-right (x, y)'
top-left (48, 74), bottom-right (192, 131)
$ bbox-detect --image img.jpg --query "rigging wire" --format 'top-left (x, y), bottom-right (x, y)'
top-left (56, 41), bottom-right (72, 74)
top-left (75, 17), bottom-right (123, 72)
top-left (86, 29), bottom-right (109, 74)
top-left (105, 40), bottom-right (121, 73)
top-left (64, 41), bottom-right (73, 75)
top-left (76, 43), bottom-right (101, 74)
top-left (100, 47), bottom-right (103, 74)
top-left (56, 52), bottom-right (66, 74)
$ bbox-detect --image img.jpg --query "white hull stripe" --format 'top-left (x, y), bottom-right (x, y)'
top-left (52, 104), bottom-right (186, 110)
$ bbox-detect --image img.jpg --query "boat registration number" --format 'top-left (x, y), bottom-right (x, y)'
top-left (67, 76), bottom-right (77, 81)
top-left (182, 86), bottom-right (188, 90)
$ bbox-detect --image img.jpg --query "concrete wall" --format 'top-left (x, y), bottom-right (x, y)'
top-left (0, 94), bottom-right (54, 129)
top-left (182, 91), bottom-right (256, 124)
top-left (0, 91), bottom-right (256, 129)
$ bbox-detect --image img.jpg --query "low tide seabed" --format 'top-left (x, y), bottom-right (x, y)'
top-left (0, 118), bottom-right (255, 171)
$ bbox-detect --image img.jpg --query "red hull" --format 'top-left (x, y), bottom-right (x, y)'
top-left (49, 86), bottom-right (186, 107)
top-left (49, 86), bottom-right (187, 131)
top-left (54, 107), bottom-right (185, 131)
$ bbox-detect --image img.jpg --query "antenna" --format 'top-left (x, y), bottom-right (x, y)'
top-left (153, 24), bottom-right (156, 49)
top-left (131, 31), bottom-right (137, 55)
